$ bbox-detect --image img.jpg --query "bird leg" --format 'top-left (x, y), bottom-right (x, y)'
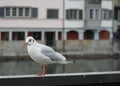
top-left (38, 64), bottom-right (46, 77)
top-left (43, 65), bottom-right (46, 76)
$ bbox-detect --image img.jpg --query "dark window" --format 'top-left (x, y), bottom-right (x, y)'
top-left (117, 9), bottom-right (120, 20)
top-left (89, 9), bottom-right (93, 19)
top-left (45, 32), bottom-right (55, 46)
top-left (114, 7), bottom-right (120, 20)
top-left (12, 8), bottom-right (17, 16)
top-left (66, 10), bottom-right (70, 19)
top-left (5, 7), bottom-right (10, 16)
top-left (25, 8), bottom-right (30, 16)
top-left (79, 10), bottom-right (83, 19)
top-left (0, 7), bottom-right (4, 17)
top-left (3, 7), bottom-right (36, 18)
top-left (95, 9), bottom-right (99, 19)
top-left (102, 9), bottom-right (112, 20)
top-left (84, 30), bottom-right (94, 40)
top-left (18, 8), bottom-right (23, 16)
top-left (31, 8), bottom-right (38, 18)
top-left (66, 9), bottom-right (77, 20)
top-left (66, 9), bottom-right (83, 20)
top-left (28, 32), bottom-right (41, 40)
top-left (1, 32), bottom-right (9, 40)
top-left (58, 32), bottom-right (62, 40)
top-left (12, 32), bottom-right (25, 40)
top-left (89, 9), bottom-right (100, 20)
top-left (47, 9), bottom-right (58, 19)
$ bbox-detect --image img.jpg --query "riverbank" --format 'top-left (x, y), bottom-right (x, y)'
top-left (0, 53), bottom-right (120, 61)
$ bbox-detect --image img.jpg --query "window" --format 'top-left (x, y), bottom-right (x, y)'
top-left (89, 9), bottom-right (93, 19)
top-left (118, 9), bottom-right (120, 20)
top-left (0, 7), bottom-right (4, 17)
top-left (79, 10), bottom-right (83, 19)
top-left (102, 9), bottom-right (112, 20)
top-left (28, 32), bottom-right (41, 40)
top-left (66, 9), bottom-right (83, 20)
top-left (95, 9), bottom-right (99, 19)
top-left (1, 32), bottom-right (9, 40)
top-left (12, 8), bottom-right (17, 16)
top-left (84, 30), bottom-right (94, 40)
top-left (4, 7), bottom-right (35, 18)
top-left (45, 32), bottom-right (55, 46)
top-left (47, 9), bottom-right (58, 19)
top-left (102, 10), bottom-right (108, 19)
top-left (89, 9), bottom-right (100, 20)
top-left (67, 31), bottom-right (78, 40)
top-left (25, 8), bottom-right (30, 16)
top-left (5, 8), bottom-right (10, 16)
top-left (99, 30), bottom-right (109, 40)
top-left (12, 32), bottom-right (25, 40)
top-left (18, 8), bottom-right (23, 16)
top-left (58, 32), bottom-right (62, 40)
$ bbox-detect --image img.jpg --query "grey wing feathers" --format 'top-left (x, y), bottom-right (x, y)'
top-left (43, 52), bottom-right (64, 61)
top-left (37, 43), bottom-right (66, 61)
top-left (41, 47), bottom-right (66, 61)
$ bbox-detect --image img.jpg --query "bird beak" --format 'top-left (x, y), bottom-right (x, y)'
top-left (24, 42), bottom-right (28, 45)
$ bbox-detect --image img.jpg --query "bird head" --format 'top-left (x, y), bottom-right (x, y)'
top-left (24, 36), bottom-right (36, 46)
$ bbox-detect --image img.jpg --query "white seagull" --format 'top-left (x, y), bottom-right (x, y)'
top-left (24, 36), bottom-right (67, 76)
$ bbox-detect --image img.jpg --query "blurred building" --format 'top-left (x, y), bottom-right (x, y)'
top-left (114, 0), bottom-right (120, 33)
top-left (0, 0), bottom-right (64, 47)
top-left (0, 0), bottom-right (114, 57)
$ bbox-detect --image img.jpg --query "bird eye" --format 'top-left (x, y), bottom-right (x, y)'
top-left (29, 39), bottom-right (31, 42)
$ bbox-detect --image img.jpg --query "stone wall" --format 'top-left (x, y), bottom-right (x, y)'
top-left (56, 40), bottom-right (112, 54)
top-left (0, 40), bottom-right (115, 57)
top-left (0, 41), bottom-right (27, 57)
top-left (113, 39), bottom-right (120, 54)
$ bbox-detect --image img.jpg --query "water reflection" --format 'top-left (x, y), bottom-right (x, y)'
top-left (0, 57), bottom-right (120, 76)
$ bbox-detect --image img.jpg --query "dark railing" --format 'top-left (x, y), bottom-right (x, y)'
top-left (0, 71), bottom-right (120, 86)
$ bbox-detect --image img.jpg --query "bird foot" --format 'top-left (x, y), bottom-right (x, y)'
top-left (38, 72), bottom-right (45, 77)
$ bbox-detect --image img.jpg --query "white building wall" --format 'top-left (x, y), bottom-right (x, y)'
top-left (65, 0), bottom-right (85, 28)
top-left (101, 21), bottom-right (113, 27)
top-left (101, 0), bottom-right (113, 10)
top-left (65, 21), bottom-right (84, 28)
top-left (101, 0), bottom-right (113, 27)
top-left (0, 0), bottom-right (64, 28)
top-left (65, 0), bottom-right (85, 9)
top-left (37, 0), bottom-right (63, 19)
top-left (0, 20), bottom-right (63, 28)
top-left (0, 0), bottom-right (38, 7)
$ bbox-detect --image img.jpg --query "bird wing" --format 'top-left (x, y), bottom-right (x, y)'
top-left (40, 45), bottom-right (66, 61)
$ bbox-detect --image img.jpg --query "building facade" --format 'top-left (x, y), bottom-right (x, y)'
top-left (0, 0), bottom-right (64, 46)
top-left (114, 0), bottom-right (120, 33)
top-left (113, 0), bottom-right (120, 53)
top-left (0, 0), bottom-right (114, 56)
top-left (63, 0), bottom-right (113, 41)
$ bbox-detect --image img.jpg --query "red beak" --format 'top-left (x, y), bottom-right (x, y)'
top-left (24, 42), bottom-right (28, 45)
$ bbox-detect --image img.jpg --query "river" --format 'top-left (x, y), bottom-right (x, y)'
top-left (0, 57), bottom-right (120, 76)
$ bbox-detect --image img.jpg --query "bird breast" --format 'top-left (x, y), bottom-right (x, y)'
top-left (27, 45), bottom-right (52, 64)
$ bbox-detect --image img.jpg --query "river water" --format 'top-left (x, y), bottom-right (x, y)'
top-left (0, 57), bottom-right (120, 76)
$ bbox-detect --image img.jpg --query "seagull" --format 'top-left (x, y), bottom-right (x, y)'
top-left (24, 36), bottom-right (68, 76)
